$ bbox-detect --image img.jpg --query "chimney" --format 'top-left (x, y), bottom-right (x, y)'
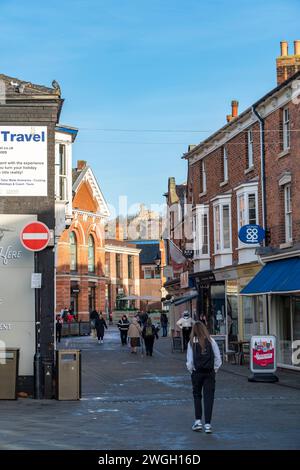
top-left (231, 100), bottom-right (239, 118)
top-left (77, 160), bottom-right (87, 171)
top-left (294, 40), bottom-right (300, 55)
top-left (280, 40), bottom-right (288, 56)
top-left (226, 115), bottom-right (233, 123)
top-left (115, 220), bottom-right (124, 241)
top-left (276, 40), bottom-right (300, 85)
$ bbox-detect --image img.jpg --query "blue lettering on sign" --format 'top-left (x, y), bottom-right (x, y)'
top-left (238, 224), bottom-right (265, 244)
top-left (0, 131), bottom-right (45, 142)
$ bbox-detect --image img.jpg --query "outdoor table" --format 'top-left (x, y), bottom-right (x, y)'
top-left (229, 341), bottom-right (250, 365)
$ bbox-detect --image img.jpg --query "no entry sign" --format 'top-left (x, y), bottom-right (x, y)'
top-left (20, 221), bottom-right (50, 252)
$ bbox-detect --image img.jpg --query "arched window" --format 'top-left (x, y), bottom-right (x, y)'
top-left (88, 235), bottom-right (95, 273)
top-left (70, 232), bottom-right (77, 271)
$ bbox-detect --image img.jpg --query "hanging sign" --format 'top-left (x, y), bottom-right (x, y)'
top-left (238, 224), bottom-right (265, 244)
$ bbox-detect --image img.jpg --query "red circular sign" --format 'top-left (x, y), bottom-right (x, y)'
top-left (20, 222), bottom-right (50, 252)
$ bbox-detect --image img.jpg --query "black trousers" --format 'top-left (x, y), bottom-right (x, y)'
top-left (120, 330), bottom-right (128, 345)
top-left (191, 370), bottom-right (215, 424)
top-left (182, 327), bottom-right (192, 350)
top-left (144, 337), bottom-right (155, 355)
top-left (56, 327), bottom-right (62, 343)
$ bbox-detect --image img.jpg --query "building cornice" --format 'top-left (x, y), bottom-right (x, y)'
top-left (105, 244), bottom-right (141, 255)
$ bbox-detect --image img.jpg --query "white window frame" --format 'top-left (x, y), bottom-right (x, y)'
top-left (247, 128), bottom-right (254, 169)
top-left (222, 147), bottom-right (228, 183)
top-left (59, 143), bottom-right (68, 201)
top-left (284, 184), bottom-right (292, 243)
top-left (213, 196), bottom-right (232, 254)
top-left (193, 205), bottom-right (210, 259)
top-left (236, 183), bottom-right (259, 247)
top-left (283, 107), bottom-right (290, 150)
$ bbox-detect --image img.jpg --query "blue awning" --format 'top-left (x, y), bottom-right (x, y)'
top-left (173, 292), bottom-right (198, 306)
top-left (241, 257), bottom-right (300, 295)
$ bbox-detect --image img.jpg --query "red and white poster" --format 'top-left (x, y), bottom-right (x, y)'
top-left (250, 335), bottom-right (277, 373)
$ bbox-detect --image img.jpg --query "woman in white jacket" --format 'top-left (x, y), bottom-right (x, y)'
top-left (186, 321), bottom-right (222, 434)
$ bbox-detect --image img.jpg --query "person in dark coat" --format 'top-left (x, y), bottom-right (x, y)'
top-left (142, 318), bottom-right (159, 356)
top-left (56, 314), bottom-right (63, 343)
top-left (95, 312), bottom-right (108, 343)
top-left (160, 313), bottom-right (168, 337)
top-left (117, 315), bottom-right (130, 345)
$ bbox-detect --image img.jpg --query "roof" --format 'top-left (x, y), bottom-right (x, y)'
top-left (183, 69), bottom-right (300, 161)
top-left (72, 165), bottom-right (110, 217)
top-left (55, 124), bottom-right (78, 142)
top-left (137, 242), bottom-right (160, 265)
top-left (0, 73), bottom-right (61, 97)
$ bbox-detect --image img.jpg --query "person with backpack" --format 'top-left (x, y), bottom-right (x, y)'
top-left (117, 315), bottom-right (130, 345)
top-left (186, 321), bottom-right (222, 434)
top-left (142, 318), bottom-right (159, 356)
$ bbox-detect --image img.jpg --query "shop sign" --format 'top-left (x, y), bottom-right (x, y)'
top-left (250, 335), bottom-right (277, 373)
top-left (0, 126), bottom-right (47, 196)
top-left (238, 224), bottom-right (265, 244)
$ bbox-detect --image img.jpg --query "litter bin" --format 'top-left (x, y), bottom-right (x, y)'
top-left (0, 348), bottom-right (19, 400)
top-left (56, 350), bottom-right (81, 400)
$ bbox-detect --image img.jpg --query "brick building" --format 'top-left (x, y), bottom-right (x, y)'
top-left (56, 161), bottom-right (110, 321)
top-left (166, 41), bottom-right (300, 368)
top-left (0, 74), bottom-right (63, 395)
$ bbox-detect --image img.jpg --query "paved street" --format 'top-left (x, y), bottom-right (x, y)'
top-left (0, 327), bottom-right (300, 450)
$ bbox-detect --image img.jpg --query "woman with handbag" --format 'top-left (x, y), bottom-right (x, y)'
top-left (128, 317), bottom-right (142, 354)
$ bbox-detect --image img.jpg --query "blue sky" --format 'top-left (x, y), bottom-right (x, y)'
top-left (1, 0), bottom-right (299, 213)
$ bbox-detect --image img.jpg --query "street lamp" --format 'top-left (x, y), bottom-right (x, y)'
top-left (154, 252), bottom-right (161, 268)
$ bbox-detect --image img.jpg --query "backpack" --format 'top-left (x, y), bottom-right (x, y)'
top-left (145, 326), bottom-right (153, 337)
top-left (193, 339), bottom-right (214, 371)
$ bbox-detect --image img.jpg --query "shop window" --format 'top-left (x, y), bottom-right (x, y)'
top-left (243, 296), bottom-right (265, 339)
top-left (88, 235), bottom-right (95, 273)
top-left (70, 232), bottom-right (77, 272)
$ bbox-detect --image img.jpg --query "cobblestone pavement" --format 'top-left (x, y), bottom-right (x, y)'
top-left (0, 327), bottom-right (299, 450)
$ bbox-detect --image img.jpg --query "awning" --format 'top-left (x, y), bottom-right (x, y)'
top-left (173, 292), bottom-right (198, 306)
top-left (240, 257), bottom-right (300, 295)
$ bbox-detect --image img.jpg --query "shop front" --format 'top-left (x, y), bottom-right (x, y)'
top-left (241, 256), bottom-right (300, 370)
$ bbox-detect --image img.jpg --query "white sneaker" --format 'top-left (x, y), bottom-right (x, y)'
top-left (204, 424), bottom-right (212, 434)
top-left (192, 420), bottom-right (202, 432)
top-left (101, 339), bottom-right (104, 343)
top-left (98, 340), bottom-right (101, 344)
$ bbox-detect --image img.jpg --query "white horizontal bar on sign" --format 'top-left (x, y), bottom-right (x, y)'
top-left (22, 233), bottom-right (49, 240)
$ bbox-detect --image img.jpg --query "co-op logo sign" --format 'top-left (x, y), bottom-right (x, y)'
top-left (0, 129), bottom-right (46, 142)
top-left (239, 224), bottom-right (265, 244)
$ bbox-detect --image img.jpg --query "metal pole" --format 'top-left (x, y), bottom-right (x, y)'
top-left (34, 251), bottom-right (41, 399)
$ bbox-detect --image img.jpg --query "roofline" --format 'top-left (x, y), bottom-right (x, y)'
top-left (183, 69), bottom-right (300, 161)
top-left (56, 124), bottom-right (79, 142)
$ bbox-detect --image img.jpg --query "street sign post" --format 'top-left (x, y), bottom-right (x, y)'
top-left (20, 222), bottom-right (50, 252)
top-left (249, 335), bottom-right (278, 383)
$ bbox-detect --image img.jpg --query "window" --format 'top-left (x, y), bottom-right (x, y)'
top-left (194, 206), bottom-right (209, 257)
top-left (213, 198), bottom-right (232, 253)
top-left (200, 160), bottom-right (206, 194)
top-left (283, 107), bottom-right (290, 150)
top-left (236, 184), bottom-right (258, 244)
top-left (284, 184), bottom-right (292, 242)
top-left (128, 255), bottom-right (133, 279)
top-left (222, 147), bottom-right (228, 182)
top-left (247, 129), bottom-right (254, 168)
top-left (116, 254), bottom-right (121, 278)
top-left (70, 232), bottom-right (77, 271)
top-left (88, 235), bottom-right (95, 273)
top-left (59, 144), bottom-right (67, 200)
top-left (144, 268), bottom-right (153, 279)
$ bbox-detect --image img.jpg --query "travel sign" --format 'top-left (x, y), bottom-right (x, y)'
top-left (0, 126), bottom-right (47, 197)
top-left (238, 224), bottom-right (265, 244)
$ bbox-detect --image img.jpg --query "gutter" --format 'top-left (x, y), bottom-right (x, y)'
top-left (252, 106), bottom-right (267, 237)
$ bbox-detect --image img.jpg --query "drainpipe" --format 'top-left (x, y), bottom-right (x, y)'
top-left (252, 106), bottom-right (267, 234)
top-left (252, 106), bottom-right (269, 334)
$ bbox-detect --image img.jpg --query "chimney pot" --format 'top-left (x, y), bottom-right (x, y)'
top-left (294, 40), bottom-right (300, 55)
top-left (280, 40), bottom-right (289, 56)
top-left (77, 160), bottom-right (87, 170)
top-left (231, 100), bottom-right (239, 118)
top-left (226, 115), bottom-right (232, 123)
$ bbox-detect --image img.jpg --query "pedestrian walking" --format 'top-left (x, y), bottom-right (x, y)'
top-left (186, 321), bottom-right (222, 434)
top-left (61, 306), bottom-right (69, 323)
top-left (160, 312), bottom-right (168, 337)
top-left (176, 311), bottom-right (195, 350)
top-left (128, 317), bottom-right (142, 354)
top-left (95, 312), bottom-right (108, 344)
top-left (117, 315), bottom-right (130, 345)
top-left (56, 314), bottom-right (63, 343)
top-left (142, 318), bottom-right (159, 356)
top-left (90, 309), bottom-right (99, 338)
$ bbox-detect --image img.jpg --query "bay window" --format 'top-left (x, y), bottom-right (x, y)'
top-left (193, 205), bottom-right (209, 258)
top-left (213, 197), bottom-right (232, 253)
